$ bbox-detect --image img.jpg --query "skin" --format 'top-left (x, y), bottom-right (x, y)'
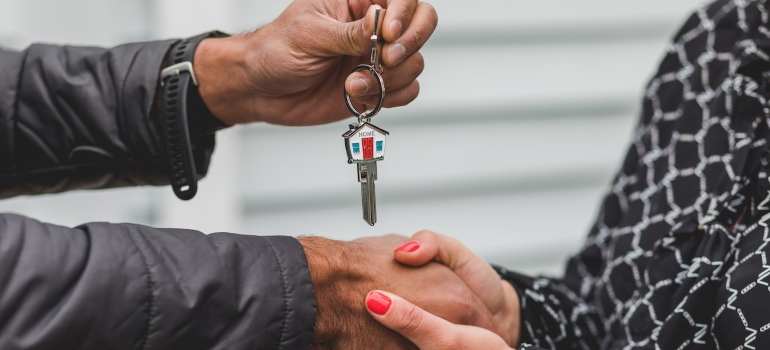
top-left (371, 230), bottom-right (522, 349)
top-left (366, 290), bottom-right (513, 349)
top-left (174, 0), bottom-right (514, 347)
top-left (192, 0), bottom-right (437, 126)
top-left (299, 235), bottom-right (511, 349)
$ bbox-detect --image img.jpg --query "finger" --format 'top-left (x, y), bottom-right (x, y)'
top-left (345, 52), bottom-right (424, 97)
top-left (382, 0), bottom-right (418, 42)
top-left (382, 80), bottom-right (419, 108)
top-left (366, 290), bottom-right (460, 348)
top-left (366, 290), bottom-right (512, 349)
top-left (326, 5), bottom-right (385, 56)
top-left (350, 80), bottom-right (419, 109)
top-left (383, 2), bottom-right (438, 66)
top-left (394, 230), bottom-right (507, 312)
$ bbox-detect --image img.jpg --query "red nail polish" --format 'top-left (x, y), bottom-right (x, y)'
top-left (395, 241), bottom-right (420, 253)
top-left (366, 291), bottom-right (392, 315)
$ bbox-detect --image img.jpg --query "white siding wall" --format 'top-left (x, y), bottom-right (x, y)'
top-left (0, 0), bottom-right (706, 275)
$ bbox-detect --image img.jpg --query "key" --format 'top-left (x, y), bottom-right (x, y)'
top-left (341, 7), bottom-right (389, 225)
top-left (358, 161), bottom-right (378, 225)
top-left (343, 121), bottom-right (389, 225)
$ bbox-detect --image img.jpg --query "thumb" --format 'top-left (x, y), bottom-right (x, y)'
top-left (365, 290), bottom-right (512, 349)
top-left (327, 5), bottom-right (385, 57)
top-left (394, 230), bottom-right (507, 313)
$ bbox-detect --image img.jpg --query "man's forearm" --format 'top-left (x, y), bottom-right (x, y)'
top-left (0, 41), bottom-right (221, 198)
top-left (0, 213), bottom-right (315, 349)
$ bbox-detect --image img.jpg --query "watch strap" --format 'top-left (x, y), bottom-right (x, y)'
top-left (159, 31), bottom-right (227, 200)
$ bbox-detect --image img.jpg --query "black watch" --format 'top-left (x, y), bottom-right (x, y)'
top-left (159, 31), bottom-right (229, 200)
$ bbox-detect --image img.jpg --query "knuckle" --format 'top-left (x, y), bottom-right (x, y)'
top-left (409, 30), bottom-right (422, 53)
top-left (423, 3), bottom-right (439, 27)
top-left (415, 228), bottom-right (434, 239)
top-left (405, 89), bottom-right (419, 105)
top-left (407, 80), bottom-right (420, 98)
top-left (412, 53), bottom-right (425, 76)
top-left (456, 296), bottom-right (481, 325)
top-left (383, 233), bottom-right (409, 240)
top-left (396, 305), bottom-right (425, 334)
top-left (338, 22), bottom-right (362, 55)
top-left (392, 1), bottom-right (411, 15)
top-left (440, 332), bottom-right (462, 348)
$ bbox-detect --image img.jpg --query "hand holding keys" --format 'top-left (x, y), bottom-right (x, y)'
top-left (342, 8), bottom-right (389, 226)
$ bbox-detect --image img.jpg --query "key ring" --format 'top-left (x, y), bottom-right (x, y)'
top-left (344, 7), bottom-right (385, 124)
top-left (344, 64), bottom-right (386, 123)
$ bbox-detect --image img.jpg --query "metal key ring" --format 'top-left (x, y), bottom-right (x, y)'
top-left (344, 64), bottom-right (386, 122)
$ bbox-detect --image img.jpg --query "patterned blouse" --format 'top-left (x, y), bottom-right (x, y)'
top-left (498, 1), bottom-right (770, 348)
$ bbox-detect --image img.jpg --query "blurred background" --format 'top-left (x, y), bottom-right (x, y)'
top-left (0, 0), bottom-right (705, 275)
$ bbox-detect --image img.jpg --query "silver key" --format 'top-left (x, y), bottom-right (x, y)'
top-left (343, 122), bottom-right (389, 226)
top-left (341, 7), bottom-right (389, 225)
top-left (358, 161), bottom-right (378, 225)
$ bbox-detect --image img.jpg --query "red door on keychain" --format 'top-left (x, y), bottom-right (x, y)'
top-left (362, 137), bottom-right (374, 159)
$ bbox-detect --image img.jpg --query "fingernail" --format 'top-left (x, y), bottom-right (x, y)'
top-left (395, 241), bottom-right (420, 253)
top-left (389, 43), bottom-right (407, 65)
top-left (366, 291), bottom-right (392, 315)
top-left (349, 78), bottom-right (369, 95)
top-left (389, 20), bottom-right (403, 39)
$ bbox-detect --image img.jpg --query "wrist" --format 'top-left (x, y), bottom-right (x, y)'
top-left (194, 34), bottom-right (258, 125)
top-left (501, 280), bottom-right (521, 347)
top-left (298, 237), bottom-right (372, 346)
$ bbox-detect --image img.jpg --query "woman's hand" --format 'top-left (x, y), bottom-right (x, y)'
top-left (392, 230), bottom-right (521, 347)
top-left (365, 290), bottom-right (513, 349)
top-left (194, 0), bottom-right (437, 126)
top-left (301, 234), bottom-right (511, 349)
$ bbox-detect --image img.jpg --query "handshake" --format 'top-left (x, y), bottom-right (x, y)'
top-left (299, 231), bottom-right (520, 349)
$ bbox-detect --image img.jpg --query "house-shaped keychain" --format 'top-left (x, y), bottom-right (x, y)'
top-left (342, 122), bottom-right (389, 164)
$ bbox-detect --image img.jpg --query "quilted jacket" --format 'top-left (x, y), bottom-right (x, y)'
top-left (0, 41), bottom-right (315, 349)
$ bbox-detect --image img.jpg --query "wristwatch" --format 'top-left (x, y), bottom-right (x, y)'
top-left (159, 31), bottom-right (229, 200)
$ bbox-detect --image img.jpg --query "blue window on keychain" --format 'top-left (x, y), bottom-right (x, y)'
top-left (376, 141), bottom-right (383, 152)
top-left (352, 143), bottom-right (361, 154)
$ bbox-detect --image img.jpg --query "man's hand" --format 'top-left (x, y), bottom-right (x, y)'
top-left (193, 0), bottom-right (437, 126)
top-left (365, 290), bottom-right (513, 349)
top-left (393, 230), bottom-right (521, 347)
top-left (298, 235), bottom-right (509, 349)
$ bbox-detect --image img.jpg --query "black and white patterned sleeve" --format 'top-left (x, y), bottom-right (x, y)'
top-left (494, 254), bottom-right (606, 349)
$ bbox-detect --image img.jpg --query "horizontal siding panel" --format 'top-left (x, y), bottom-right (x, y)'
top-left (239, 112), bottom-right (636, 201)
top-left (0, 187), bottom-right (159, 227)
top-left (433, 0), bottom-right (704, 29)
top-left (242, 166), bottom-right (614, 214)
top-left (232, 0), bottom-right (704, 35)
top-left (0, 1), bottom-right (23, 36)
top-left (416, 40), bottom-right (667, 111)
top-left (243, 185), bottom-right (605, 275)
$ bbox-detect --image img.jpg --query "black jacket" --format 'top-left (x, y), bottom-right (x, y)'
top-left (0, 41), bottom-right (315, 349)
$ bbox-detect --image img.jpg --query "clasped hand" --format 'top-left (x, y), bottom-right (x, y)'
top-left (300, 231), bottom-right (520, 349)
top-left (371, 231), bottom-right (521, 349)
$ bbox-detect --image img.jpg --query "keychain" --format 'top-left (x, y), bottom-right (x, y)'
top-left (342, 8), bottom-right (388, 226)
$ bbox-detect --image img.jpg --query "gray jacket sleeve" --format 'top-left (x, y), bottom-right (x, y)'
top-left (0, 42), bottom-right (317, 349)
top-left (0, 213), bottom-right (316, 349)
top-left (0, 40), bottom-right (215, 198)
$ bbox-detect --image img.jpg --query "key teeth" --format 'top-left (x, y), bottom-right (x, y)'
top-left (360, 165), bottom-right (377, 226)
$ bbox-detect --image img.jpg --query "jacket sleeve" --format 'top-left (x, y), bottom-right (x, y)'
top-left (493, 243), bottom-right (607, 349)
top-left (0, 41), bottom-right (216, 199)
top-left (0, 213), bottom-right (316, 350)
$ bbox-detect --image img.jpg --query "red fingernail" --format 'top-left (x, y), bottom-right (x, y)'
top-left (395, 241), bottom-right (420, 253)
top-left (366, 291), bottom-right (392, 315)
